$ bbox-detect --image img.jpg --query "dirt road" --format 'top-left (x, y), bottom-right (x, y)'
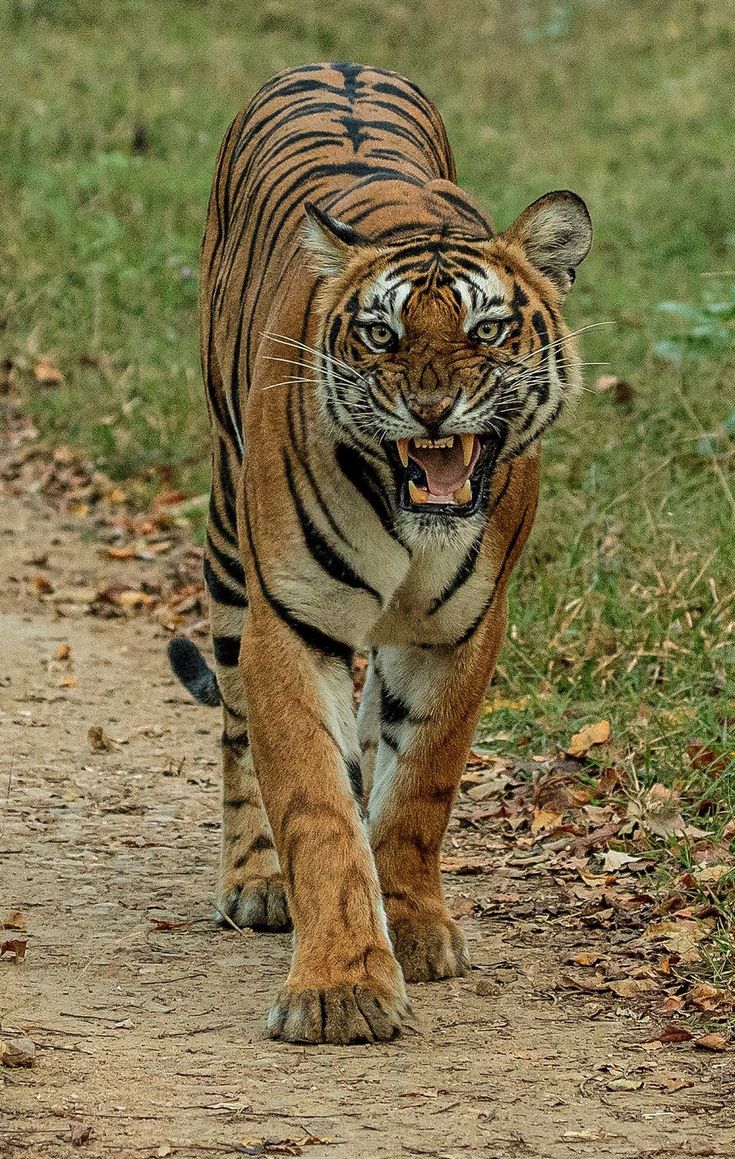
top-left (1, 481), bottom-right (733, 1159)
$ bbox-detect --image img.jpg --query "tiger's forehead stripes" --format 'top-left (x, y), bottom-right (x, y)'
top-left (358, 275), bottom-right (412, 336)
top-left (453, 272), bottom-right (509, 332)
top-left (353, 261), bottom-right (516, 339)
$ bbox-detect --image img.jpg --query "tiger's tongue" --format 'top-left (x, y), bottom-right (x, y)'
top-left (409, 442), bottom-right (475, 497)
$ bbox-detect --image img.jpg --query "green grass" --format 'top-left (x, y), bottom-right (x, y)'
top-left (2, 2), bottom-right (734, 895)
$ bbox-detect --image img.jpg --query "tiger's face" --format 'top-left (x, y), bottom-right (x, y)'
top-left (303, 192), bottom-right (591, 524)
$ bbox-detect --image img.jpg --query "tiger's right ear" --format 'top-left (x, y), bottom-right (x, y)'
top-left (303, 202), bottom-right (362, 276)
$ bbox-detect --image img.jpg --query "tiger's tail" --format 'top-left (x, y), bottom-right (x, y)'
top-left (167, 637), bottom-right (221, 708)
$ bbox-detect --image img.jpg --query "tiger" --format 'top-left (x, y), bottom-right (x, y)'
top-left (168, 61), bottom-right (592, 1045)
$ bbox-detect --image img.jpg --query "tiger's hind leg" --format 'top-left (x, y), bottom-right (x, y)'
top-left (357, 650), bottom-right (380, 803)
top-left (217, 707), bottom-right (290, 932)
top-left (206, 499), bottom-right (290, 932)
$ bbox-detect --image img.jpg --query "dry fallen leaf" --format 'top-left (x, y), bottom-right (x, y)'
top-left (567, 720), bottom-right (611, 758)
top-left (0, 938), bottom-right (28, 962)
top-left (88, 725), bottom-right (114, 752)
top-left (466, 747), bottom-right (508, 770)
top-left (569, 952), bottom-right (602, 967)
top-left (561, 970), bottom-right (609, 993)
top-left (2, 910), bottom-right (27, 931)
top-left (0, 1034), bottom-right (36, 1068)
top-left (531, 807), bottom-right (563, 835)
top-left (607, 1076), bottom-right (643, 1091)
top-left (150, 917), bottom-right (192, 932)
top-left (688, 982), bottom-right (730, 1012)
top-left (653, 1024), bottom-right (693, 1045)
top-left (655, 1072), bottom-right (694, 1092)
top-left (465, 773), bottom-right (513, 801)
top-left (608, 977), bottom-right (658, 999)
top-left (692, 864), bottom-right (731, 886)
top-left (116, 589), bottom-right (155, 608)
top-left (440, 855), bottom-right (493, 875)
top-left (601, 850), bottom-right (643, 873)
top-left (644, 918), bottom-right (711, 963)
top-left (687, 740), bottom-right (729, 778)
top-left (55, 643), bottom-right (71, 661)
top-left (104, 545), bottom-right (138, 560)
top-left (695, 1033), bottom-right (729, 1053)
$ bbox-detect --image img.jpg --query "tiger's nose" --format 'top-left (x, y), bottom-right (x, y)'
top-left (404, 392), bottom-right (458, 427)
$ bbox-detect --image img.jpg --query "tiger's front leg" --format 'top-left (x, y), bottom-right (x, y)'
top-left (241, 593), bottom-right (410, 1045)
top-left (368, 617), bottom-right (506, 983)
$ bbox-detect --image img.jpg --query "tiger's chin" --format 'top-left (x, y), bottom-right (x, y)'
top-left (392, 432), bottom-right (502, 520)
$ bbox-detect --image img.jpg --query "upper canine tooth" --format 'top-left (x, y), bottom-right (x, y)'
top-left (397, 438), bottom-right (409, 467)
top-left (460, 434), bottom-right (475, 466)
top-left (454, 480), bottom-right (472, 505)
top-left (408, 480), bottom-right (430, 504)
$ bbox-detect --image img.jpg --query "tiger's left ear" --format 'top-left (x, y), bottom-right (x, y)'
top-left (502, 191), bottom-right (592, 294)
top-left (303, 202), bottom-right (362, 277)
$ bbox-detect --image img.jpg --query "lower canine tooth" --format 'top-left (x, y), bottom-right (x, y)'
top-left (397, 438), bottom-right (409, 467)
top-left (454, 480), bottom-right (472, 504)
top-left (408, 480), bottom-right (430, 504)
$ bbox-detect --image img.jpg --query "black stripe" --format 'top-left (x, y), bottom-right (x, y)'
top-left (427, 531), bottom-right (483, 616)
top-left (427, 467), bottom-right (514, 616)
top-left (334, 442), bottom-right (407, 550)
top-left (283, 454), bottom-right (382, 604)
top-left (204, 557), bottom-right (248, 608)
top-left (432, 186), bottom-right (493, 235)
top-left (243, 508), bottom-right (353, 666)
top-left (213, 635), bottom-right (241, 667)
top-left (233, 834), bottom-right (275, 867)
top-left (222, 732), bottom-right (249, 753)
top-left (380, 682), bottom-right (410, 725)
top-left (346, 756), bottom-right (363, 799)
top-left (288, 390), bottom-right (353, 549)
top-left (207, 534), bottom-right (247, 590)
top-left (455, 503), bottom-right (532, 646)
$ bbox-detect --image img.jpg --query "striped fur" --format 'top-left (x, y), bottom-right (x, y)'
top-left (171, 62), bottom-right (591, 1044)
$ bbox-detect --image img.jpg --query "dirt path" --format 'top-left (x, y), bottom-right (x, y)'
top-left (1, 482), bottom-right (733, 1159)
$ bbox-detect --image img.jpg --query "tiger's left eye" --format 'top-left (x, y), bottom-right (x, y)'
top-left (471, 320), bottom-right (506, 344)
top-left (364, 322), bottom-right (395, 348)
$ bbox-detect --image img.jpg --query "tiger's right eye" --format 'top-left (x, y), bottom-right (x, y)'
top-left (364, 322), bottom-right (396, 349)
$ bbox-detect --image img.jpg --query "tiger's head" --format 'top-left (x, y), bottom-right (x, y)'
top-left (301, 191), bottom-right (592, 528)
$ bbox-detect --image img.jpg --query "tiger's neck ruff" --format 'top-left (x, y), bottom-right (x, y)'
top-left (185, 61), bottom-right (592, 1045)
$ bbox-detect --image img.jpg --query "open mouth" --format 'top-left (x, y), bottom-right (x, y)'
top-left (394, 434), bottom-right (500, 515)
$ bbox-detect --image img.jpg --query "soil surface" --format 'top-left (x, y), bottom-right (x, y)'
top-left (2, 481), bottom-right (734, 1159)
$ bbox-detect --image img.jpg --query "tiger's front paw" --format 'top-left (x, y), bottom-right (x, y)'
top-left (390, 912), bottom-right (470, 983)
top-left (267, 979), bottom-right (412, 1044)
top-left (216, 874), bottom-right (291, 932)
